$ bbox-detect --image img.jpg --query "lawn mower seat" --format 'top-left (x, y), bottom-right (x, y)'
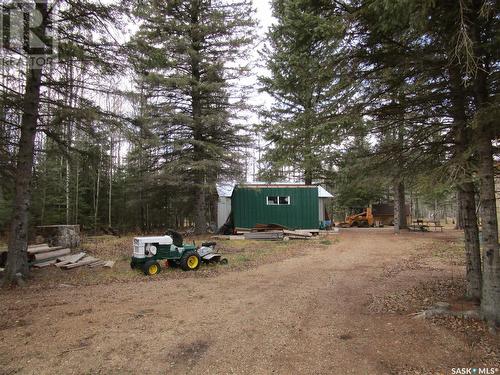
top-left (165, 229), bottom-right (184, 247)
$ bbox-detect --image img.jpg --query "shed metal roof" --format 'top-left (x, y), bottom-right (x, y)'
top-left (216, 182), bottom-right (333, 198)
top-left (216, 184), bottom-right (234, 198)
top-left (318, 186), bottom-right (333, 198)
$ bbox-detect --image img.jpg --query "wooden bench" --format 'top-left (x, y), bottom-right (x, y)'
top-left (409, 223), bottom-right (429, 232)
top-left (428, 221), bottom-right (444, 232)
top-left (410, 220), bottom-right (443, 232)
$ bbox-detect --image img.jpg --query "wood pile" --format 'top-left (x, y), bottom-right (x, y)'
top-left (28, 243), bottom-right (114, 270)
top-left (283, 230), bottom-right (313, 240)
top-left (242, 224), bottom-right (314, 241)
top-left (244, 231), bottom-right (284, 241)
top-left (217, 224), bottom-right (318, 241)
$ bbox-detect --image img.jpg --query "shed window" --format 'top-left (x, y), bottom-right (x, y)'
top-left (266, 196), bottom-right (290, 205)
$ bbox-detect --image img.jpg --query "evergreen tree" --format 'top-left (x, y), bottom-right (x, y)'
top-left (0, 0), bottom-right (123, 285)
top-left (259, 0), bottom-right (349, 185)
top-left (128, 0), bottom-right (255, 233)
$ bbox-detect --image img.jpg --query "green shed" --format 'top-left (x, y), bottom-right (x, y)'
top-left (227, 184), bottom-right (333, 230)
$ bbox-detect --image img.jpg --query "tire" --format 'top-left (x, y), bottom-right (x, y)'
top-left (220, 258), bottom-right (228, 265)
top-left (130, 261), bottom-right (135, 269)
top-left (180, 251), bottom-right (201, 271)
top-left (142, 260), bottom-right (161, 276)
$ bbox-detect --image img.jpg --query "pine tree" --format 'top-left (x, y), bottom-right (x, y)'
top-left (1, 0), bottom-right (123, 285)
top-left (259, 0), bottom-right (348, 185)
top-left (350, 0), bottom-right (498, 321)
top-left (128, 0), bottom-right (255, 233)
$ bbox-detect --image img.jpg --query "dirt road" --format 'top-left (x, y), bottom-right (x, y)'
top-left (0, 230), bottom-right (497, 374)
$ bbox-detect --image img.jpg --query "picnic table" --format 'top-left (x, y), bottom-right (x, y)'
top-left (409, 220), bottom-right (444, 232)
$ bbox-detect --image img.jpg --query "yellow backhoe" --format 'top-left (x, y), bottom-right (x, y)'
top-left (338, 207), bottom-right (374, 228)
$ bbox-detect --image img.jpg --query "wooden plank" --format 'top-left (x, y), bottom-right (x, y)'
top-left (244, 231), bottom-right (284, 240)
top-left (55, 260), bottom-right (72, 268)
top-left (34, 248), bottom-right (70, 261)
top-left (55, 253), bottom-right (86, 267)
top-left (103, 261), bottom-right (115, 268)
top-left (234, 227), bottom-right (251, 234)
top-left (229, 235), bottom-right (245, 240)
top-left (62, 256), bottom-right (99, 269)
top-left (57, 252), bottom-right (86, 263)
top-left (32, 259), bottom-right (57, 268)
top-left (211, 235), bottom-right (230, 240)
top-left (28, 243), bottom-right (49, 249)
top-left (301, 229), bottom-right (320, 234)
top-left (283, 230), bottom-right (312, 237)
top-left (28, 246), bottom-right (63, 255)
top-left (88, 261), bottom-right (106, 268)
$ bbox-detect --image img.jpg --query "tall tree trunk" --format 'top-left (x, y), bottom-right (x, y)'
top-left (449, 63), bottom-right (482, 300)
top-left (108, 136), bottom-right (113, 228)
top-left (74, 156), bottom-right (79, 224)
top-left (3, 0), bottom-right (48, 286)
top-left (455, 192), bottom-right (464, 230)
top-left (190, 1), bottom-right (206, 235)
top-left (393, 179), bottom-right (407, 233)
top-left (65, 60), bottom-right (75, 225)
top-left (304, 168), bottom-right (313, 185)
top-left (458, 185), bottom-right (482, 300)
top-left (94, 146), bottom-right (102, 234)
top-left (477, 130), bottom-right (500, 322)
top-left (195, 187), bottom-right (206, 233)
top-left (469, 0), bottom-right (500, 323)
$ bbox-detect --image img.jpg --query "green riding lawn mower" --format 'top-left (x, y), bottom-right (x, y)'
top-left (130, 230), bottom-right (227, 276)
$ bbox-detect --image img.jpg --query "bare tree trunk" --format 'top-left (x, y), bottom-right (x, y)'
top-left (459, 186), bottom-right (482, 300)
top-left (190, 2), bottom-right (206, 235)
top-left (74, 157), bottom-right (79, 224)
top-left (304, 168), bottom-right (313, 185)
top-left (468, 0), bottom-right (500, 323)
top-left (393, 179), bottom-right (407, 233)
top-left (3, 0), bottom-right (48, 286)
top-left (449, 63), bottom-right (482, 300)
top-left (455, 191), bottom-right (464, 230)
top-left (108, 136), bottom-right (113, 228)
top-left (194, 186), bottom-right (206, 234)
top-left (65, 60), bottom-right (75, 225)
top-left (94, 145), bottom-right (102, 234)
top-left (477, 131), bottom-right (500, 322)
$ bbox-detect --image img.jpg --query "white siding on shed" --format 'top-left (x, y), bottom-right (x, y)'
top-left (319, 198), bottom-right (327, 221)
top-left (217, 197), bottom-right (232, 228)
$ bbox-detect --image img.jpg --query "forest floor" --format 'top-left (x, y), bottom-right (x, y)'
top-left (0, 229), bottom-right (499, 375)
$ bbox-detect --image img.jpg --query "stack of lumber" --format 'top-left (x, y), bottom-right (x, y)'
top-left (244, 231), bottom-right (284, 241)
top-left (212, 235), bottom-right (246, 241)
top-left (28, 243), bottom-right (114, 269)
top-left (29, 244), bottom-right (70, 267)
top-left (283, 230), bottom-right (312, 240)
top-left (253, 223), bottom-right (288, 232)
top-left (57, 254), bottom-right (114, 269)
top-left (217, 223), bottom-right (316, 241)
top-left (242, 224), bottom-right (314, 241)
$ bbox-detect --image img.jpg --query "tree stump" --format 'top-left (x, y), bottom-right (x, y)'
top-left (35, 225), bottom-right (80, 248)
